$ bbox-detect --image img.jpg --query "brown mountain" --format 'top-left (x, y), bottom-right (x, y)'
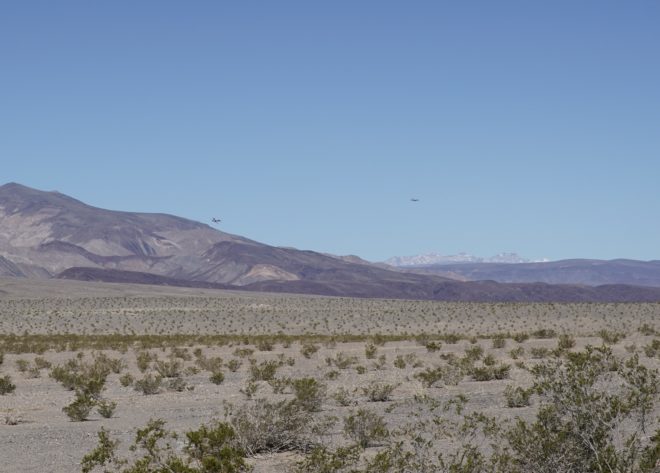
top-left (3, 182), bottom-right (660, 302)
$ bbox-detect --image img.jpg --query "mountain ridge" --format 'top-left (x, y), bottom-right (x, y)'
top-left (3, 182), bottom-right (660, 302)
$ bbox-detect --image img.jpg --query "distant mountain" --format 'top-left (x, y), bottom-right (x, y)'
top-left (3, 182), bottom-right (660, 302)
top-left (405, 259), bottom-right (660, 288)
top-left (0, 182), bottom-right (456, 292)
top-left (385, 252), bottom-right (536, 266)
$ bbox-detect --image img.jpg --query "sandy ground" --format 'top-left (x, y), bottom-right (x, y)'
top-left (0, 278), bottom-right (658, 472)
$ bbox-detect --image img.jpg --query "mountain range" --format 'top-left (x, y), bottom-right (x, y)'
top-left (2, 182), bottom-right (660, 302)
top-left (384, 252), bottom-right (540, 266)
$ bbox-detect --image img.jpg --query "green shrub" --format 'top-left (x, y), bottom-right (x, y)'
top-left (472, 364), bottom-right (510, 381)
top-left (167, 377), bottom-right (189, 392)
top-left (492, 337), bottom-right (507, 349)
top-left (332, 387), bottom-right (355, 407)
top-left (343, 408), bottom-right (389, 448)
top-left (291, 377), bottom-right (326, 412)
top-left (96, 399), bottom-right (116, 418)
top-left (364, 342), bottom-right (377, 359)
top-left (155, 358), bottom-right (182, 378)
top-left (81, 419), bottom-right (249, 473)
top-left (532, 329), bottom-right (557, 339)
top-left (63, 392), bottom-right (95, 421)
top-left (134, 374), bottom-right (162, 395)
top-left (530, 347), bottom-right (550, 359)
top-left (0, 375), bottom-right (16, 395)
top-left (362, 382), bottom-right (396, 402)
top-left (231, 399), bottom-right (316, 455)
top-left (226, 359), bottom-right (242, 372)
top-left (557, 334), bottom-right (576, 350)
top-left (598, 329), bottom-right (625, 345)
top-left (300, 343), bottom-right (320, 359)
top-left (513, 332), bottom-right (530, 343)
top-left (509, 347), bottom-right (525, 359)
top-left (504, 385), bottom-right (532, 408)
top-left (119, 372), bottom-right (134, 387)
top-left (249, 360), bottom-right (279, 381)
top-left (206, 370), bottom-right (224, 385)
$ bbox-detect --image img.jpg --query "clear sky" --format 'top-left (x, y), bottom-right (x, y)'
top-left (1, 1), bottom-right (659, 262)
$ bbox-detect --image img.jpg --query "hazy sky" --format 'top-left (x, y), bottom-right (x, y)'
top-left (2, 1), bottom-right (659, 262)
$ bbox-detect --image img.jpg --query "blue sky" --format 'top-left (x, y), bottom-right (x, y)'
top-left (1, 1), bottom-right (659, 262)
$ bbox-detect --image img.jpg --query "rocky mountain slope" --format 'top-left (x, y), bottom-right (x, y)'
top-left (3, 182), bottom-right (660, 302)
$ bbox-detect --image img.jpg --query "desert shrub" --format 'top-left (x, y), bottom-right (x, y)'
top-left (443, 333), bottom-right (462, 344)
top-left (268, 377), bottom-right (291, 394)
top-left (292, 377), bottom-right (326, 412)
top-left (504, 385), bottom-right (532, 408)
top-left (210, 371), bottom-right (225, 385)
top-left (492, 337), bottom-right (507, 349)
top-left (300, 343), bottom-right (320, 359)
top-left (226, 359), bottom-right (242, 372)
top-left (15, 359), bottom-right (29, 372)
top-left (233, 348), bottom-right (254, 359)
top-left (464, 345), bottom-right (484, 361)
top-left (644, 339), bottom-right (660, 358)
top-left (530, 347), bottom-right (550, 359)
top-left (136, 351), bottom-right (156, 372)
top-left (155, 358), bottom-right (182, 378)
top-left (249, 360), bottom-right (279, 381)
top-left (355, 365), bottom-right (367, 375)
top-left (362, 382), bottom-right (396, 402)
top-left (557, 334), bottom-right (576, 350)
top-left (294, 445), bottom-right (361, 473)
top-left (0, 352), bottom-right (3, 365)
top-left (482, 354), bottom-right (497, 366)
top-left (326, 352), bottom-right (358, 370)
top-left (81, 419), bottom-right (249, 473)
top-left (513, 332), bottom-right (530, 343)
top-left (372, 354), bottom-right (387, 370)
top-left (63, 392), bottom-right (95, 421)
top-left (472, 364), bottom-right (510, 381)
top-left (415, 366), bottom-right (444, 388)
top-left (34, 357), bottom-right (52, 370)
top-left (365, 342), bottom-right (377, 359)
top-left (96, 399), bottom-right (117, 418)
top-left (639, 324), bottom-right (657, 336)
top-left (333, 387), bottom-right (355, 406)
top-left (167, 377), bottom-right (189, 392)
top-left (119, 372), bottom-right (134, 387)
top-left (231, 399), bottom-right (317, 455)
top-left (532, 329), bottom-right (557, 339)
top-left (343, 408), bottom-right (389, 448)
top-left (509, 347), bottom-right (525, 359)
top-left (256, 339), bottom-right (274, 351)
top-left (424, 341), bottom-right (442, 352)
top-left (50, 358), bottom-right (108, 398)
top-left (598, 329), bottom-right (625, 345)
top-left (506, 346), bottom-right (660, 473)
top-left (240, 381), bottom-right (259, 400)
top-left (170, 347), bottom-right (192, 361)
top-left (197, 356), bottom-right (224, 372)
top-left (0, 375), bottom-right (16, 395)
top-left (325, 370), bottom-right (340, 380)
top-left (134, 374), bottom-right (162, 395)
top-left (393, 355), bottom-right (406, 369)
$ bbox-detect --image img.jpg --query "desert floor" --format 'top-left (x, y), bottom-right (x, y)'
top-left (1, 278), bottom-right (659, 472)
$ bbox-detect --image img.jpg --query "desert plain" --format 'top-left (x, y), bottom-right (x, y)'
top-left (1, 277), bottom-right (659, 472)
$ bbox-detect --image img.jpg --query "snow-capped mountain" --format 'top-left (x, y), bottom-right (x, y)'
top-left (385, 252), bottom-right (541, 267)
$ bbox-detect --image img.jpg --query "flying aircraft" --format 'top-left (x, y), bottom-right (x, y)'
top-left (410, 198), bottom-right (420, 202)
top-left (211, 218), bottom-right (222, 223)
